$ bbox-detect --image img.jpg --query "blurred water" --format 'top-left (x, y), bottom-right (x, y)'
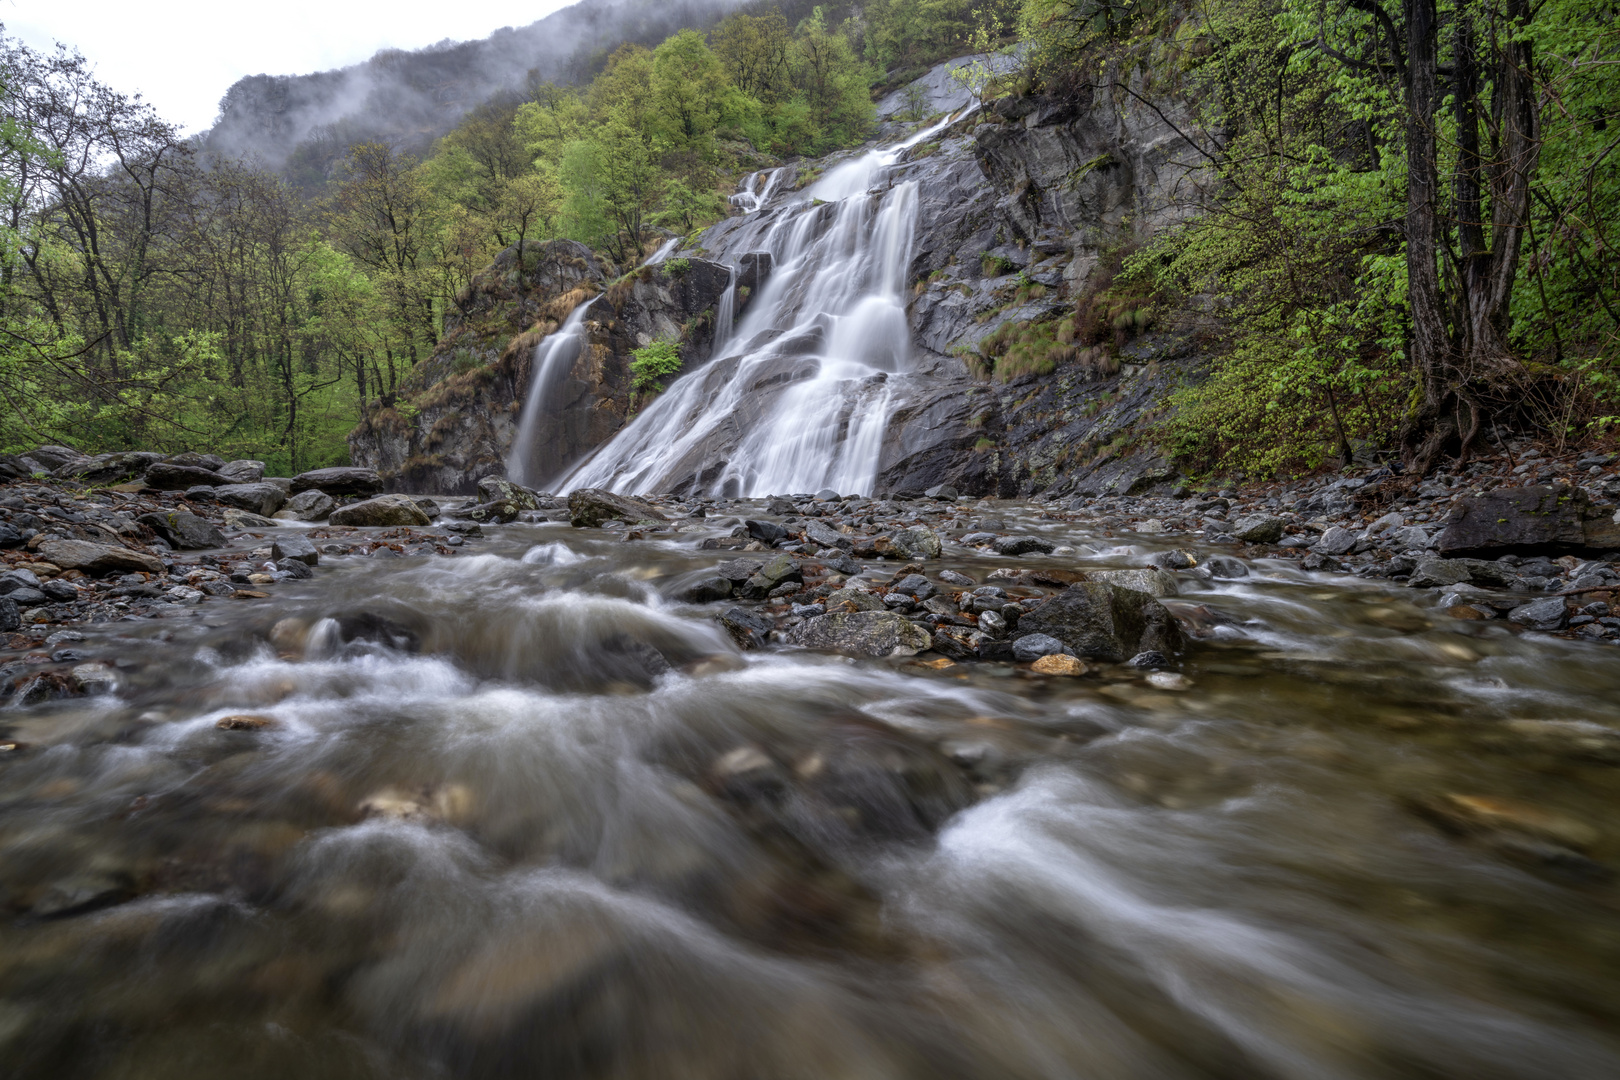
top-left (2, 510), bottom-right (1619, 1079)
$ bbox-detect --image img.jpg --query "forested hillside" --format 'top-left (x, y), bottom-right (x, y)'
top-left (1, 0), bottom-right (1616, 480)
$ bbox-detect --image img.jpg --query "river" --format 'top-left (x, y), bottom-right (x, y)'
top-left (3, 500), bottom-right (1618, 1079)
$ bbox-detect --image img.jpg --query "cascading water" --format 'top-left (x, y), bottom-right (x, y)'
top-left (561, 114), bottom-right (964, 498)
top-left (507, 305), bottom-right (590, 488)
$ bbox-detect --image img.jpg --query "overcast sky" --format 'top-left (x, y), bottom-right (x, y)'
top-left (5, 0), bottom-right (576, 134)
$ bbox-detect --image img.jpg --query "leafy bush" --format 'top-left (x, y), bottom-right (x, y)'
top-left (630, 339), bottom-right (683, 393)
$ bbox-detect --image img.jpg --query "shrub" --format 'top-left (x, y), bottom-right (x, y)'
top-left (630, 339), bottom-right (683, 394)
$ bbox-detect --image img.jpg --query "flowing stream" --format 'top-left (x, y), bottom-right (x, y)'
top-left (4, 504), bottom-right (1620, 1079)
top-left (507, 306), bottom-right (590, 489)
top-left (557, 114), bottom-right (964, 498)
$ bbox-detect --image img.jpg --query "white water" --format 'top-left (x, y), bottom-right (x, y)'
top-left (507, 305), bottom-right (590, 488)
top-left (559, 114), bottom-right (964, 498)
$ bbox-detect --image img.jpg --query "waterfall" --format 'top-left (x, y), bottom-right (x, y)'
top-left (506, 305), bottom-right (590, 488)
top-left (560, 113), bottom-right (961, 498)
top-left (645, 236), bottom-right (681, 264)
top-left (713, 266), bottom-right (736, 349)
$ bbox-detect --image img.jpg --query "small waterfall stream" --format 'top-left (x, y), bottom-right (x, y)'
top-left (558, 114), bottom-right (962, 498)
top-left (506, 305), bottom-right (590, 488)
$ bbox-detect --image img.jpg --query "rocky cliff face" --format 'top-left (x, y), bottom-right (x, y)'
top-left (348, 241), bottom-right (732, 494)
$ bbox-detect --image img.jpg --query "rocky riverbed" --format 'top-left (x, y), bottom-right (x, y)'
top-left (5, 443), bottom-right (1620, 1079)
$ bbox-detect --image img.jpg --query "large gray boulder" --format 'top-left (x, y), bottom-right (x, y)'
top-left (274, 489), bottom-right (336, 522)
top-left (788, 611), bottom-right (933, 657)
top-left (1438, 485), bottom-right (1619, 555)
top-left (144, 462), bottom-right (230, 490)
top-left (1014, 582), bottom-right (1184, 663)
top-left (38, 539), bottom-right (164, 575)
top-left (137, 511), bottom-right (226, 550)
top-left (1090, 567), bottom-right (1178, 597)
top-left (216, 459), bottom-right (266, 483)
top-left (477, 476), bottom-right (539, 511)
top-left (53, 451), bottom-right (163, 485)
top-left (568, 488), bottom-right (666, 527)
top-left (889, 526), bottom-right (942, 560)
top-left (214, 482), bottom-right (287, 517)
top-left (329, 494), bottom-right (432, 528)
top-left (291, 466), bottom-right (383, 498)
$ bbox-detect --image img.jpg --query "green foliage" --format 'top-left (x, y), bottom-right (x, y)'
top-left (629, 339), bottom-right (683, 393)
top-left (663, 258), bottom-right (691, 276)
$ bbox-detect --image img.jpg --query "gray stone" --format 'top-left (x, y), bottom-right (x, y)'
top-left (992, 534), bottom-right (1056, 556)
top-left (1090, 567), bottom-right (1178, 597)
top-left (1204, 556), bottom-right (1249, 579)
top-left (53, 451), bottom-right (164, 485)
top-left (271, 533), bottom-right (319, 566)
top-left (824, 588), bottom-right (886, 613)
top-left (1315, 526), bottom-right (1359, 555)
top-left (1508, 597), bottom-right (1569, 632)
top-left (814, 488), bottom-right (841, 501)
top-left (802, 519), bottom-right (851, 550)
top-left (1014, 582), bottom-right (1184, 663)
top-left (1231, 515), bottom-right (1286, 544)
top-left (275, 489), bottom-right (337, 521)
top-left (718, 606), bottom-right (773, 649)
top-left (568, 488), bottom-right (667, 527)
top-left (0, 596), bottom-right (17, 631)
top-left (890, 574), bottom-right (936, 599)
top-left (746, 519), bottom-right (789, 544)
top-left (330, 494), bottom-right (432, 528)
top-left (1407, 559), bottom-right (1474, 589)
top-left (38, 539), bottom-right (164, 575)
top-left (741, 554), bottom-right (802, 598)
top-left (5, 587), bottom-right (46, 606)
top-left (1011, 633), bottom-right (1066, 661)
top-left (1392, 525), bottom-right (1433, 550)
top-left (889, 526), bottom-right (942, 559)
top-left (673, 574), bottom-right (733, 603)
top-left (1437, 485), bottom-right (1613, 555)
top-left (291, 467), bottom-right (383, 497)
top-left (214, 482), bottom-right (288, 517)
top-left (137, 510), bottom-right (226, 551)
top-left (216, 459), bottom-right (266, 483)
top-left (789, 610), bottom-right (933, 657)
top-left (144, 462), bottom-right (229, 489)
top-left (477, 476), bottom-right (539, 511)
top-left (222, 508), bottom-right (279, 530)
top-left (925, 484), bottom-right (959, 499)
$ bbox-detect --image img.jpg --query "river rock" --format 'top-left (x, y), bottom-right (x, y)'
top-left (214, 482), bottom-right (287, 517)
top-left (272, 533), bottom-right (319, 566)
top-left (54, 451), bottom-right (164, 485)
top-left (1437, 484), bottom-right (1618, 555)
top-left (740, 553), bottom-right (801, 598)
top-left (824, 588), bottom-right (885, 613)
top-left (330, 494), bottom-right (432, 528)
top-left (216, 459), bottom-right (265, 483)
top-left (477, 476), bottom-right (539, 511)
top-left (291, 466), bottom-right (383, 497)
top-left (1315, 526), bottom-right (1359, 555)
top-left (144, 462), bottom-right (230, 490)
top-left (1031, 653), bottom-right (1087, 675)
top-left (992, 535), bottom-right (1055, 556)
top-left (672, 574), bottom-right (733, 602)
top-left (932, 625), bottom-right (999, 659)
top-left (37, 539), bottom-right (164, 575)
top-left (802, 519), bottom-right (851, 549)
top-left (275, 489), bottom-right (336, 521)
top-left (1204, 555), bottom-right (1249, 579)
top-left (1091, 567), bottom-right (1178, 597)
top-left (0, 596), bottom-right (17, 631)
top-left (568, 488), bottom-right (667, 527)
top-left (1232, 515), bottom-right (1285, 544)
top-left (1014, 582), bottom-right (1184, 663)
top-left (746, 519), bottom-right (789, 544)
top-left (789, 610), bottom-right (933, 657)
top-left (0, 524), bottom-right (24, 548)
top-left (718, 606), bottom-right (773, 649)
top-left (222, 508), bottom-right (279, 529)
top-left (889, 526), bottom-right (942, 560)
top-left (1406, 558), bottom-right (1474, 589)
top-left (137, 510), bottom-right (226, 550)
top-left (1011, 633), bottom-right (1067, 661)
top-left (1508, 597), bottom-right (1568, 632)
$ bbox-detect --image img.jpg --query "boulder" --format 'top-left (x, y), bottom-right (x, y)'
top-left (889, 526), bottom-right (942, 560)
top-left (26, 445), bottom-right (84, 471)
top-left (37, 539), bottom-right (164, 576)
top-left (567, 488), bottom-right (667, 527)
top-left (718, 606), bottom-right (774, 649)
top-left (1011, 633), bottom-right (1068, 661)
top-left (746, 519), bottom-right (789, 544)
top-left (222, 508), bottom-right (279, 530)
top-left (291, 466), bottom-right (383, 498)
top-left (329, 494), bottom-right (432, 528)
top-left (275, 489), bottom-right (336, 522)
top-left (1014, 582), bottom-right (1184, 663)
top-left (271, 533), bottom-right (319, 566)
top-left (1508, 597), bottom-right (1569, 632)
top-left (0, 524), bottom-right (26, 548)
top-left (477, 476), bottom-right (539, 511)
top-left (824, 587), bottom-right (885, 613)
top-left (144, 462), bottom-right (230, 490)
top-left (462, 499), bottom-right (519, 524)
top-left (136, 511), bottom-right (226, 550)
top-left (802, 519), bottom-right (852, 550)
top-left (740, 554), bottom-right (802, 598)
top-left (1090, 567), bottom-right (1178, 597)
top-left (1231, 515), bottom-right (1286, 544)
top-left (788, 611), bottom-right (933, 657)
top-left (932, 625), bottom-right (999, 659)
top-left (672, 574), bottom-right (733, 603)
top-left (1315, 527), bottom-right (1359, 556)
top-left (53, 451), bottom-right (163, 485)
top-left (1438, 485), bottom-right (1618, 555)
top-left (213, 482), bottom-right (287, 517)
top-left (216, 460), bottom-right (266, 483)
top-left (0, 596), bottom-right (17, 631)
top-left (992, 535), bottom-right (1055, 556)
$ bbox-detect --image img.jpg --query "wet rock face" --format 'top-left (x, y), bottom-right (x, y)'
top-left (787, 610), bottom-right (933, 658)
top-left (1438, 485), bottom-right (1619, 555)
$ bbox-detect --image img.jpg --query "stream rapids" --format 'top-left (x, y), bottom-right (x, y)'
top-left (3, 503), bottom-right (1620, 1079)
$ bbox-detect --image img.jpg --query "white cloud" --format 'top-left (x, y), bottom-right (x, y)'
top-left (5, 0), bottom-right (576, 133)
